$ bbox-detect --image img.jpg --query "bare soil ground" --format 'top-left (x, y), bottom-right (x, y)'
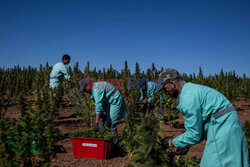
top-left (5, 99), bottom-right (250, 167)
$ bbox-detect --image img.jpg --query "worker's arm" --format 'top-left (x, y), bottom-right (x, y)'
top-left (95, 114), bottom-right (101, 123)
top-left (147, 97), bottom-right (152, 104)
top-left (92, 88), bottom-right (105, 115)
top-left (139, 89), bottom-right (144, 102)
top-left (92, 86), bottom-right (105, 132)
top-left (147, 86), bottom-right (154, 103)
top-left (94, 113), bottom-right (101, 132)
top-left (60, 64), bottom-right (72, 81)
top-left (173, 94), bottom-right (203, 148)
top-left (93, 114), bottom-right (101, 132)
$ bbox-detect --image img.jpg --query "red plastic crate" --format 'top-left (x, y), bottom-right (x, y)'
top-left (71, 137), bottom-right (113, 159)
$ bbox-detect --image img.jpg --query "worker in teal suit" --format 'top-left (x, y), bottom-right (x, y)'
top-left (49, 54), bottom-right (72, 88)
top-left (139, 81), bottom-right (159, 104)
top-left (139, 80), bottom-right (164, 117)
top-left (156, 69), bottom-right (249, 167)
top-left (79, 78), bottom-right (127, 145)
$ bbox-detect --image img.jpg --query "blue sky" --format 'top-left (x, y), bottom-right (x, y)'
top-left (0, 0), bottom-right (249, 76)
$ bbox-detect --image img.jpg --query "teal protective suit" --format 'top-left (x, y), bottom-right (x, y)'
top-left (139, 81), bottom-right (159, 103)
top-left (49, 62), bottom-right (72, 88)
top-left (173, 81), bottom-right (249, 167)
top-left (91, 81), bottom-right (127, 125)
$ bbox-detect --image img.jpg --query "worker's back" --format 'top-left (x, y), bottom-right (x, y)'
top-left (49, 62), bottom-right (71, 88)
top-left (91, 81), bottom-right (127, 125)
top-left (177, 82), bottom-right (233, 122)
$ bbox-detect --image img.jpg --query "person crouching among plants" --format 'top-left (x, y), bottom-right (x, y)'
top-left (79, 78), bottom-right (127, 146)
top-left (156, 68), bottom-right (249, 167)
top-left (139, 80), bottom-right (164, 117)
top-left (139, 80), bottom-right (159, 104)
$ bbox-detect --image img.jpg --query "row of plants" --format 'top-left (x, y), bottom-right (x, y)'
top-left (0, 61), bottom-right (249, 103)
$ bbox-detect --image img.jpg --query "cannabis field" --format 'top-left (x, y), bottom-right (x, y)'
top-left (1, 61), bottom-right (249, 167)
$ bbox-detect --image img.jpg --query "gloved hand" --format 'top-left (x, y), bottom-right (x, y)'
top-left (94, 123), bottom-right (99, 132)
top-left (161, 138), bottom-right (172, 149)
top-left (173, 147), bottom-right (189, 155)
top-left (161, 138), bottom-right (189, 155)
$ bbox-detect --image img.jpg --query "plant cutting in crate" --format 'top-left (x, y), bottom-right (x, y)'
top-left (70, 126), bottom-right (114, 139)
top-left (70, 127), bottom-right (115, 159)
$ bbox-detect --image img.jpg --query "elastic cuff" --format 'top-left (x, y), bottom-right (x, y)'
top-left (95, 111), bottom-right (102, 114)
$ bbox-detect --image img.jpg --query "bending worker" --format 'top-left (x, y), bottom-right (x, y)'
top-left (139, 80), bottom-right (158, 104)
top-left (156, 68), bottom-right (249, 167)
top-left (79, 78), bottom-right (127, 146)
top-left (49, 54), bottom-right (72, 88)
top-left (139, 80), bottom-right (164, 117)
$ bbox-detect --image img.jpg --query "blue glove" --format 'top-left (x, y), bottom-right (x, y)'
top-left (161, 138), bottom-right (172, 149)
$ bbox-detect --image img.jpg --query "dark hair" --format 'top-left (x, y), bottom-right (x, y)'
top-left (62, 54), bottom-right (71, 60)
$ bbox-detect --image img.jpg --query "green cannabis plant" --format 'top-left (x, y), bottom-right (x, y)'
top-left (128, 112), bottom-right (166, 167)
top-left (67, 88), bottom-right (95, 128)
top-left (70, 126), bottom-right (114, 139)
